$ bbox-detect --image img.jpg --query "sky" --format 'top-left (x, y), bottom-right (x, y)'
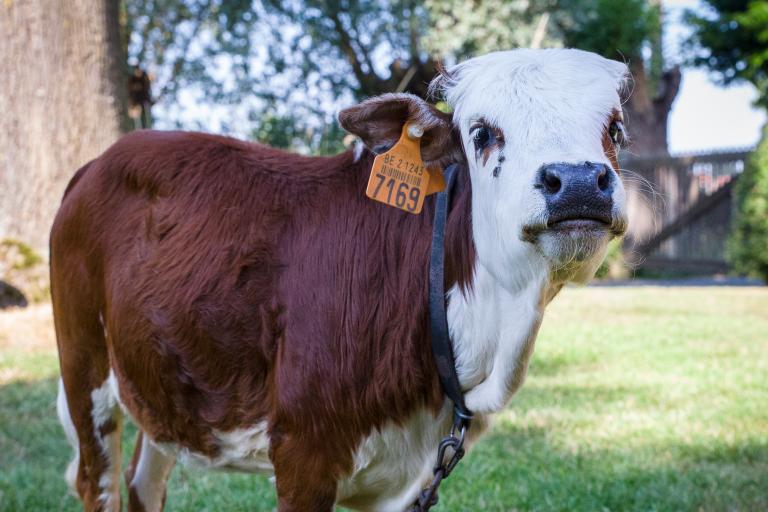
top-left (664, 0), bottom-right (766, 153)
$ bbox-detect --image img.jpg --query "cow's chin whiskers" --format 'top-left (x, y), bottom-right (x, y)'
top-left (538, 230), bottom-right (610, 284)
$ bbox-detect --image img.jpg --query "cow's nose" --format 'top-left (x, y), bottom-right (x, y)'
top-left (537, 161), bottom-right (614, 224)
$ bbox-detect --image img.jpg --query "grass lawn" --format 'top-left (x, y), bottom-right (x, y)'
top-left (1, 287), bottom-right (766, 511)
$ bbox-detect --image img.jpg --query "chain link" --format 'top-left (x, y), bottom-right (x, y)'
top-left (408, 420), bottom-right (469, 511)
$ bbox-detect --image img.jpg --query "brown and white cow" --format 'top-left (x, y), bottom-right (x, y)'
top-left (52, 49), bottom-right (629, 511)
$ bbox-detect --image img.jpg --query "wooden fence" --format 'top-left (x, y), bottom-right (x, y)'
top-left (621, 149), bottom-right (753, 274)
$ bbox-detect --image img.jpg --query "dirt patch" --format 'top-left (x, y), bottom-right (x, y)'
top-left (0, 303), bottom-right (56, 352)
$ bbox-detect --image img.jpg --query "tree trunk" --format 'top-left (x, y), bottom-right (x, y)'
top-left (623, 60), bottom-right (681, 157)
top-left (0, 0), bottom-right (129, 251)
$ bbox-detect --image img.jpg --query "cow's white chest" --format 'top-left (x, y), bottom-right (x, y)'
top-left (336, 403), bottom-right (456, 511)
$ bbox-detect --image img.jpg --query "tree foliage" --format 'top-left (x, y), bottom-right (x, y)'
top-left (685, 0), bottom-right (768, 109)
top-left (424, 0), bottom-right (546, 57)
top-left (261, 0), bottom-right (435, 98)
top-left (122, 0), bottom-right (678, 155)
top-left (123, 0), bottom-right (260, 131)
top-left (124, 0), bottom-right (441, 151)
top-left (728, 124), bottom-right (768, 282)
top-left (254, 0), bottom-right (436, 152)
top-left (553, 0), bottom-right (661, 71)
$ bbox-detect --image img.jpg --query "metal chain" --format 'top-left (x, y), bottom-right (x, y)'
top-left (407, 420), bottom-right (469, 512)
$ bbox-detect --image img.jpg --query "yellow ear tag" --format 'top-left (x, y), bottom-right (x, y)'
top-left (426, 165), bottom-right (446, 196)
top-left (366, 123), bottom-right (445, 214)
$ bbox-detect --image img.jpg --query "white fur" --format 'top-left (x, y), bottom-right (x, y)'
top-left (159, 421), bottom-right (274, 473)
top-left (449, 265), bottom-right (547, 413)
top-left (130, 435), bottom-right (176, 512)
top-left (90, 373), bottom-right (118, 428)
top-left (353, 138), bottom-right (366, 161)
top-left (90, 373), bottom-right (122, 511)
top-left (56, 378), bottom-right (80, 495)
top-left (337, 404), bottom-right (453, 511)
top-left (96, 443), bottom-right (120, 512)
top-left (106, 370), bottom-right (129, 417)
top-left (435, 49), bottom-right (628, 290)
top-left (57, 373), bottom-right (123, 509)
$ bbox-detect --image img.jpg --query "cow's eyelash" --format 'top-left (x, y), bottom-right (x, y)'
top-left (472, 126), bottom-right (493, 149)
top-left (609, 120), bottom-right (627, 148)
top-left (469, 122), bottom-right (503, 152)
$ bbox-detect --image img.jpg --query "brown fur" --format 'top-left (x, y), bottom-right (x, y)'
top-left (339, 93), bottom-right (463, 168)
top-left (51, 127), bottom-right (474, 511)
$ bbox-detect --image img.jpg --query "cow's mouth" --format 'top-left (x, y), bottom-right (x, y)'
top-left (522, 214), bottom-right (626, 242)
top-left (547, 217), bottom-right (610, 231)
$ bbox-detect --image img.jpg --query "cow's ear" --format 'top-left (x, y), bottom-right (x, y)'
top-left (338, 93), bottom-right (461, 167)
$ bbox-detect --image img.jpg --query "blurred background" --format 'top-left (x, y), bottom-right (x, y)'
top-left (1, 1), bottom-right (766, 511)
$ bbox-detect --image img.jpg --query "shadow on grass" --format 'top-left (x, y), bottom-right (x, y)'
top-left (1, 378), bottom-right (765, 512)
top-left (525, 347), bottom-right (607, 379)
top-left (441, 418), bottom-right (768, 512)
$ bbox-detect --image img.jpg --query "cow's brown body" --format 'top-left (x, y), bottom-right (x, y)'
top-left (53, 49), bottom-right (632, 512)
top-left (51, 129), bottom-right (474, 510)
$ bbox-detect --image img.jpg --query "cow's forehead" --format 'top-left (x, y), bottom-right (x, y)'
top-left (437, 49), bottom-right (629, 130)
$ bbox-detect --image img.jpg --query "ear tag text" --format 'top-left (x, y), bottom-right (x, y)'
top-left (366, 123), bottom-right (445, 214)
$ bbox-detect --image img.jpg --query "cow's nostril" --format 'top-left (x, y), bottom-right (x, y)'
top-left (543, 170), bottom-right (561, 194)
top-left (597, 167), bottom-right (610, 192)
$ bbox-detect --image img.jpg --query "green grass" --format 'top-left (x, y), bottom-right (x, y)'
top-left (1, 288), bottom-right (767, 511)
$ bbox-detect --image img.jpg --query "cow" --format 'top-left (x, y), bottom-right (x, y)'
top-left (51, 48), bottom-right (629, 512)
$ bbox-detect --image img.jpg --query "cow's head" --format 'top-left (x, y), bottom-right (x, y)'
top-left (340, 49), bottom-right (629, 287)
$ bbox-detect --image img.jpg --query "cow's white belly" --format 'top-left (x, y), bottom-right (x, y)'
top-left (154, 421), bottom-right (275, 474)
top-left (148, 403), bottom-right (457, 511)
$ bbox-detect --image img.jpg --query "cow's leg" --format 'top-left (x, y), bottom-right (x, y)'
top-left (271, 434), bottom-right (339, 512)
top-left (56, 378), bottom-right (80, 496)
top-left (53, 268), bottom-right (123, 512)
top-left (124, 431), bottom-right (143, 489)
top-left (126, 431), bottom-right (176, 512)
top-left (57, 367), bottom-right (123, 511)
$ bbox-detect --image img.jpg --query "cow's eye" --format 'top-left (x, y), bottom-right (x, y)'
top-left (472, 126), bottom-right (493, 150)
top-left (609, 121), bottom-right (626, 147)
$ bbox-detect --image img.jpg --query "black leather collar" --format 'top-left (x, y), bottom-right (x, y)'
top-left (412, 163), bottom-right (473, 511)
top-left (428, 162), bottom-right (473, 426)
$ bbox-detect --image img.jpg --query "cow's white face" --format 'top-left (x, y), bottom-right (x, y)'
top-left (436, 49), bottom-right (629, 287)
top-left (339, 48), bottom-right (629, 289)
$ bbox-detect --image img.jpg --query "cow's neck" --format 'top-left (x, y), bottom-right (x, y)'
top-left (441, 169), bottom-right (553, 415)
top-left (420, 161), bottom-right (560, 413)
top-left (447, 263), bottom-right (551, 414)
top-left (352, 151), bottom-right (550, 415)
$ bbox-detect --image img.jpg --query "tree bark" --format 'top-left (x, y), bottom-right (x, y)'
top-left (0, 0), bottom-right (129, 251)
top-left (623, 60), bottom-right (681, 157)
